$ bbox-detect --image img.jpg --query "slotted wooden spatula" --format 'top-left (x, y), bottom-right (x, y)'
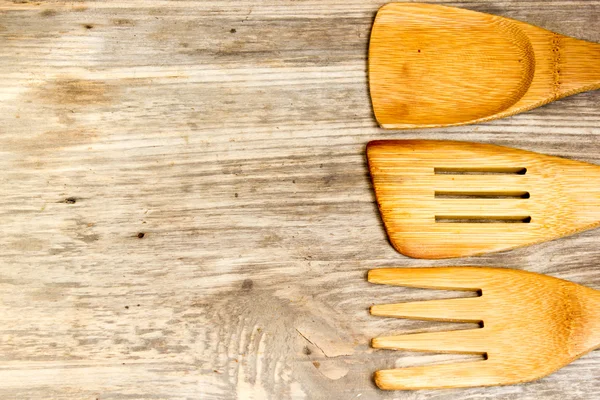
top-left (369, 3), bottom-right (600, 129)
top-left (369, 267), bottom-right (600, 389)
top-left (367, 140), bottom-right (600, 258)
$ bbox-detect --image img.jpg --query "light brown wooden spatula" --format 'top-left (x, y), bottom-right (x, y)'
top-left (367, 140), bottom-right (600, 259)
top-left (369, 3), bottom-right (600, 129)
top-left (369, 267), bottom-right (600, 390)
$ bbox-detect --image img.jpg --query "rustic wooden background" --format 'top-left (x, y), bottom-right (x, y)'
top-left (0, 0), bottom-right (599, 399)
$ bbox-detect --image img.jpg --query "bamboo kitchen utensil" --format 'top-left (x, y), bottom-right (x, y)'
top-left (369, 267), bottom-right (600, 390)
top-left (369, 3), bottom-right (600, 129)
top-left (367, 140), bottom-right (600, 259)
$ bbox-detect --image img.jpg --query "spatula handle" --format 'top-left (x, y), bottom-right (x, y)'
top-left (558, 36), bottom-right (600, 96)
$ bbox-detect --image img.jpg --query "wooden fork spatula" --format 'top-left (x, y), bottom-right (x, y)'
top-left (369, 3), bottom-right (600, 129)
top-left (369, 267), bottom-right (600, 390)
top-left (367, 140), bottom-right (600, 259)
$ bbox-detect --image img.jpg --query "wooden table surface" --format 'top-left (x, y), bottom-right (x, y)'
top-left (1, 1), bottom-right (599, 399)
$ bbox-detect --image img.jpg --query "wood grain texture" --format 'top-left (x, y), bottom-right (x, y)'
top-left (367, 140), bottom-right (600, 259)
top-left (369, 267), bottom-right (600, 389)
top-left (0, 0), bottom-right (600, 399)
top-left (369, 3), bottom-right (600, 129)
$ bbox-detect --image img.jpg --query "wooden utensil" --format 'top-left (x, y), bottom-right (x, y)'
top-left (369, 3), bottom-right (600, 129)
top-left (369, 267), bottom-right (600, 390)
top-left (367, 140), bottom-right (600, 259)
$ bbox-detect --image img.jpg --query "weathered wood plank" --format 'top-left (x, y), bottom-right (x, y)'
top-left (0, 0), bottom-right (599, 398)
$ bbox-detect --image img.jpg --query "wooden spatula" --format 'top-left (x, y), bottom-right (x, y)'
top-left (369, 3), bottom-right (600, 129)
top-left (367, 140), bottom-right (600, 259)
top-left (369, 267), bottom-right (600, 390)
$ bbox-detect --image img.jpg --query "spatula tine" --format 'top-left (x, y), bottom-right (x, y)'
top-left (372, 329), bottom-right (487, 354)
top-left (368, 268), bottom-right (483, 291)
top-left (374, 361), bottom-right (500, 390)
top-left (371, 297), bottom-right (483, 322)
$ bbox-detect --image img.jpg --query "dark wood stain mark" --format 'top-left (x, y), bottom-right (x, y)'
top-left (260, 233), bottom-right (282, 247)
top-left (4, 126), bottom-right (99, 156)
top-left (40, 9), bottom-right (57, 17)
top-left (77, 233), bottom-right (100, 243)
top-left (83, 24), bottom-right (94, 30)
top-left (112, 19), bottom-right (135, 27)
top-left (35, 78), bottom-right (113, 106)
top-left (38, 128), bottom-right (98, 150)
top-left (241, 279), bottom-right (253, 290)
